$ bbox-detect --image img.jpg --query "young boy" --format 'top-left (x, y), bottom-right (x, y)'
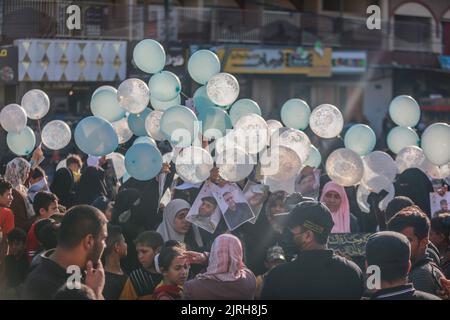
top-left (26, 191), bottom-right (59, 262)
top-left (0, 179), bottom-right (14, 265)
top-left (119, 231), bottom-right (164, 300)
top-left (0, 228), bottom-right (29, 299)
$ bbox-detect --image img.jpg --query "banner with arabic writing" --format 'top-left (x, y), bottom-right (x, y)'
top-left (328, 233), bottom-right (372, 257)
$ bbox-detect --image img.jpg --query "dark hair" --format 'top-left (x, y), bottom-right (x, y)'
top-left (57, 205), bottom-right (107, 249)
top-left (7, 228), bottom-right (27, 244)
top-left (66, 154), bottom-right (83, 168)
top-left (33, 191), bottom-right (58, 217)
top-left (201, 196), bottom-right (217, 208)
top-left (223, 192), bottom-right (233, 198)
top-left (91, 196), bottom-right (111, 213)
top-left (53, 284), bottom-right (96, 300)
top-left (385, 196), bottom-right (414, 222)
top-left (31, 166), bottom-right (45, 180)
top-left (158, 245), bottom-right (185, 272)
top-left (266, 191), bottom-right (288, 215)
top-left (104, 224), bottom-right (124, 257)
top-left (387, 205), bottom-right (430, 241)
top-left (0, 178), bottom-right (12, 196)
top-left (35, 219), bottom-right (59, 250)
top-left (134, 231), bottom-right (164, 250)
top-left (431, 214), bottom-right (450, 241)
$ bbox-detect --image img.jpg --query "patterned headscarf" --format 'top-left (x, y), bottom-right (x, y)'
top-left (5, 157), bottom-right (31, 194)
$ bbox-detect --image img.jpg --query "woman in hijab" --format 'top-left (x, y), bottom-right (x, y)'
top-left (4, 158), bottom-right (35, 231)
top-left (183, 234), bottom-right (256, 300)
top-left (320, 181), bottom-right (359, 233)
top-left (395, 168), bottom-right (434, 217)
top-left (74, 166), bottom-right (107, 205)
top-left (156, 199), bottom-right (204, 252)
top-left (50, 167), bottom-right (76, 209)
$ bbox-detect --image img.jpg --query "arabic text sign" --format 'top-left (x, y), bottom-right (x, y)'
top-left (223, 47), bottom-right (332, 76)
top-left (328, 233), bottom-right (371, 257)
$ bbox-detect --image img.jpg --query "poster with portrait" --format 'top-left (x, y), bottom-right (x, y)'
top-left (186, 181), bottom-right (222, 234)
top-left (210, 182), bottom-right (255, 231)
top-left (243, 181), bottom-right (270, 224)
top-left (430, 192), bottom-right (450, 218)
top-left (295, 167), bottom-right (321, 200)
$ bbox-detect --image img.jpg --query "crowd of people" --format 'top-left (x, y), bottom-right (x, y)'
top-left (0, 144), bottom-right (449, 300)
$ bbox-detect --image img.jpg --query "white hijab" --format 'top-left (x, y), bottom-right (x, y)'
top-left (156, 199), bottom-right (203, 247)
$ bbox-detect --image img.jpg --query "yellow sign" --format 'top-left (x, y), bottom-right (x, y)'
top-left (223, 47), bottom-right (332, 77)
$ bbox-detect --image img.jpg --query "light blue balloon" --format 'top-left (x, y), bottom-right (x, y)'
top-left (133, 136), bottom-right (156, 146)
top-left (125, 143), bottom-right (162, 181)
top-left (303, 145), bottom-right (322, 168)
top-left (133, 39), bottom-right (166, 74)
top-left (7, 126), bottom-right (36, 156)
top-left (90, 86), bottom-right (126, 122)
top-left (128, 108), bottom-right (152, 136)
top-left (387, 126), bottom-right (419, 154)
top-left (151, 94), bottom-right (181, 111)
top-left (74, 116), bottom-right (118, 156)
top-left (148, 71), bottom-right (181, 102)
top-left (193, 86), bottom-right (217, 115)
top-left (160, 105), bottom-right (199, 147)
top-left (281, 99), bottom-right (311, 130)
top-left (229, 99), bottom-right (261, 126)
top-left (198, 107), bottom-right (232, 140)
top-left (188, 50), bottom-right (221, 85)
top-left (344, 124), bottom-right (376, 156)
top-left (389, 95), bottom-right (421, 127)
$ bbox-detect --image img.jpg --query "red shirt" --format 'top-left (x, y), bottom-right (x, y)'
top-left (26, 221), bottom-right (40, 262)
top-left (0, 207), bottom-right (15, 236)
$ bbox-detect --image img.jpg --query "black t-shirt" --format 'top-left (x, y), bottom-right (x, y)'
top-left (261, 249), bottom-right (364, 300)
top-left (369, 284), bottom-right (441, 300)
top-left (103, 272), bottom-right (128, 300)
top-left (21, 251), bottom-right (68, 300)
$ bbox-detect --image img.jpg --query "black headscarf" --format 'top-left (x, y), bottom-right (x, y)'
top-left (394, 168), bottom-right (434, 217)
top-left (74, 166), bottom-right (107, 205)
top-left (50, 168), bottom-right (76, 208)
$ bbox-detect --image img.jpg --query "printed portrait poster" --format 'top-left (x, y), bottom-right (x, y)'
top-left (295, 167), bottom-right (321, 200)
top-left (243, 181), bottom-right (270, 224)
top-left (430, 192), bottom-right (450, 218)
top-left (186, 181), bottom-right (222, 234)
top-left (210, 182), bottom-right (255, 231)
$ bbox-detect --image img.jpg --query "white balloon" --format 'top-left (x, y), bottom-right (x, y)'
top-left (56, 159), bottom-right (67, 171)
top-left (395, 146), bottom-right (426, 174)
top-left (260, 145), bottom-right (302, 181)
top-left (41, 120), bottom-right (71, 150)
top-left (206, 73), bottom-right (239, 106)
top-left (234, 114), bottom-right (268, 154)
top-left (303, 145), bottom-right (322, 168)
top-left (389, 95), bottom-right (421, 127)
top-left (357, 179), bottom-right (395, 213)
top-left (362, 151), bottom-right (398, 186)
top-left (421, 159), bottom-right (450, 180)
top-left (387, 126), bottom-right (419, 154)
top-left (106, 152), bottom-right (126, 179)
top-left (273, 128), bottom-right (311, 163)
top-left (144, 110), bottom-right (166, 141)
top-left (309, 104), bottom-right (344, 138)
top-left (0, 104), bottom-right (27, 133)
top-left (214, 131), bottom-right (239, 155)
top-left (176, 146), bottom-right (214, 184)
top-left (112, 117), bottom-right (133, 144)
top-left (421, 122), bottom-right (450, 166)
top-left (21, 89), bottom-right (50, 120)
top-left (216, 146), bottom-right (254, 182)
top-left (266, 120), bottom-right (283, 142)
top-left (117, 78), bottom-right (150, 114)
top-left (326, 148), bottom-right (364, 186)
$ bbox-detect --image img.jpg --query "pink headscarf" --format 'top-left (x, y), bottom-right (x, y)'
top-left (197, 234), bottom-right (246, 282)
top-left (320, 181), bottom-right (351, 233)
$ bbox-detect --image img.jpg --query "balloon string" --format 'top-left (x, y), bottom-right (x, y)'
top-left (180, 91), bottom-right (190, 100)
top-left (37, 119), bottom-right (42, 148)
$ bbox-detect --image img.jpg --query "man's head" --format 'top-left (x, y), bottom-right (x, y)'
top-left (247, 184), bottom-right (267, 207)
top-left (134, 231), bottom-right (164, 271)
top-left (385, 196), bottom-right (414, 222)
top-left (387, 205), bottom-right (430, 263)
top-left (29, 166), bottom-right (46, 186)
top-left (33, 191), bottom-right (59, 219)
top-left (440, 199), bottom-right (448, 211)
top-left (7, 228), bottom-right (27, 257)
top-left (430, 213), bottom-right (450, 251)
top-left (57, 205), bottom-right (108, 266)
top-left (66, 154), bottom-right (83, 175)
top-left (0, 178), bottom-right (13, 208)
top-left (223, 192), bottom-right (236, 211)
top-left (198, 197), bottom-right (217, 218)
top-left (103, 224), bottom-right (127, 260)
top-left (366, 231), bottom-right (411, 286)
top-left (286, 201), bottom-right (334, 251)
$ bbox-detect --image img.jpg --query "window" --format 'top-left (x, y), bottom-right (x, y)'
top-left (395, 15), bottom-right (431, 44)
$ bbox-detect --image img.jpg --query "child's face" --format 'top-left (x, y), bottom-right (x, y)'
top-left (174, 209), bottom-right (191, 235)
top-left (8, 240), bottom-right (25, 257)
top-left (0, 189), bottom-right (13, 207)
top-left (136, 244), bottom-right (157, 270)
top-left (163, 256), bottom-right (189, 286)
